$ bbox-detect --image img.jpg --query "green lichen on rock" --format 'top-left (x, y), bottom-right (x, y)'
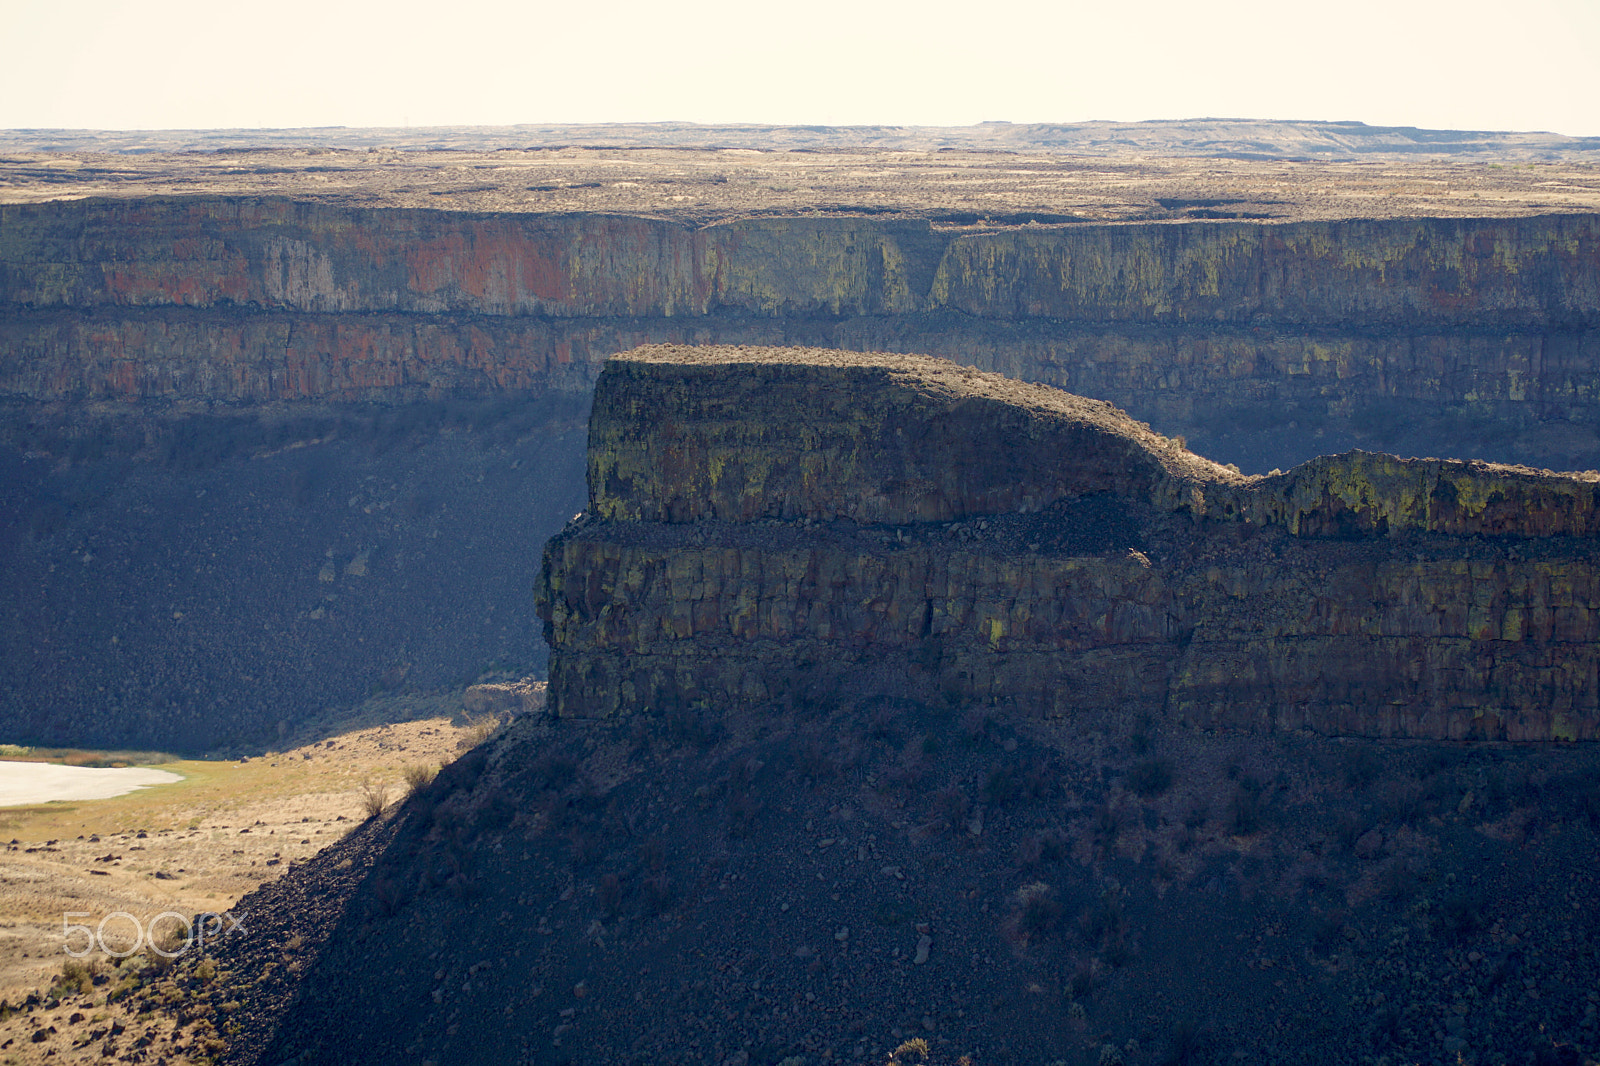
top-left (1215, 451), bottom-right (1600, 537)
top-left (540, 345), bottom-right (1600, 742)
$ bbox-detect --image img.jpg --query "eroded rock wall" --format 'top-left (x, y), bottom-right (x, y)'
top-left (4, 200), bottom-right (1598, 471)
top-left (0, 308), bottom-right (779, 402)
top-left (541, 527), bottom-right (1600, 741)
top-left (586, 346), bottom-right (1239, 524)
top-left (928, 217), bottom-right (1599, 327)
top-left (6, 202), bottom-right (1594, 324)
top-left (0, 202), bottom-right (944, 318)
top-left (537, 346), bottom-right (1600, 741)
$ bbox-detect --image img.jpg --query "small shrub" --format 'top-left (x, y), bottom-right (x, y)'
top-left (402, 763), bottom-right (439, 797)
top-left (1081, 891), bottom-right (1129, 959)
top-left (1067, 958), bottom-right (1098, 998)
top-left (1377, 777), bottom-right (1427, 825)
top-left (358, 780), bottom-right (391, 819)
top-left (928, 784), bottom-right (971, 835)
top-left (435, 749), bottom-right (489, 795)
top-left (867, 703), bottom-right (902, 740)
top-left (1158, 1020), bottom-right (1211, 1066)
top-left (1310, 910), bottom-right (1348, 954)
top-left (883, 759), bottom-right (927, 795)
top-left (1017, 828), bottom-right (1071, 868)
top-left (1437, 892), bottom-right (1490, 942)
top-left (983, 763), bottom-right (1018, 806)
top-left (1375, 857), bottom-right (1421, 902)
top-left (1127, 758), bottom-right (1174, 798)
top-left (794, 732), bottom-right (840, 782)
top-left (890, 1037), bottom-right (931, 1063)
top-left (1334, 809), bottom-right (1372, 854)
top-left (1227, 780), bottom-right (1264, 835)
top-left (54, 959), bottom-right (95, 996)
top-left (532, 751), bottom-right (579, 791)
top-left (474, 787), bottom-right (516, 831)
top-left (371, 876), bottom-right (406, 915)
top-left (725, 788), bottom-right (758, 839)
top-left (568, 826), bottom-right (603, 867)
top-left (643, 872), bottom-right (674, 915)
top-left (1341, 747), bottom-right (1381, 789)
top-left (1019, 757), bottom-right (1058, 801)
top-left (1367, 1004), bottom-right (1403, 1047)
top-left (1091, 798), bottom-right (1125, 854)
top-left (148, 919), bottom-right (189, 962)
top-left (598, 872), bottom-right (624, 915)
top-left (1584, 778), bottom-right (1600, 825)
top-left (461, 713), bottom-right (499, 747)
top-left (1005, 882), bottom-right (1063, 946)
top-left (659, 704), bottom-right (723, 749)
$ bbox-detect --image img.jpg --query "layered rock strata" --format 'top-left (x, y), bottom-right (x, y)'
top-left (538, 345), bottom-right (1600, 741)
top-left (4, 200), bottom-right (1598, 468)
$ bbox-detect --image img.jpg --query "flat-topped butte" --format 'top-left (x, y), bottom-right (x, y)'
top-left (588, 344), bottom-right (1240, 526)
top-left (593, 345), bottom-right (1600, 539)
top-left (542, 345), bottom-right (1600, 742)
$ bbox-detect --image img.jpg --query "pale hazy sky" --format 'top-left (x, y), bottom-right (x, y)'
top-left (4, 0), bottom-right (1598, 136)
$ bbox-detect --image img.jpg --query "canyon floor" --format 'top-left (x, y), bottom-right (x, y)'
top-left (0, 690), bottom-right (517, 1065)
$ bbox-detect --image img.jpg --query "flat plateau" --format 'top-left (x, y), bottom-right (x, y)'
top-left (3, 145), bottom-right (1598, 224)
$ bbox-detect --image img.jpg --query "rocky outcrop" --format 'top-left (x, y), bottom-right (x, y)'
top-left (1216, 451), bottom-right (1600, 537)
top-left (586, 346), bottom-right (1243, 524)
top-left (538, 345), bottom-right (1600, 741)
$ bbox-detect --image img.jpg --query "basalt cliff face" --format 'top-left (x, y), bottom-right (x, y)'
top-left (538, 345), bottom-right (1600, 742)
top-left (4, 196), bottom-right (1600, 749)
top-left (4, 200), bottom-right (1599, 468)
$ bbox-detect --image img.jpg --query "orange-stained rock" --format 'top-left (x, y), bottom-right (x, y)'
top-left (3, 200), bottom-right (1599, 471)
